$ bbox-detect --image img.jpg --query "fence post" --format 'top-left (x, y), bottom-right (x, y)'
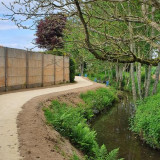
top-left (4, 47), bottom-right (8, 92)
top-left (42, 53), bottom-right (44, 87)
top-left (26, 51), bottom-right (29, 88)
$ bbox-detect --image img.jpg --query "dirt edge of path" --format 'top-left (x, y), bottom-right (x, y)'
top-left (17, 82), bottom-right (105, 160)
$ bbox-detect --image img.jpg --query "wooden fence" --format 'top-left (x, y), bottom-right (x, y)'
top-left (0, 47), bottom-right (70, 92)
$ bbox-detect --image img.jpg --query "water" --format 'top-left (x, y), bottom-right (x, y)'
top-left (91, 94), bottom-right (160, 160)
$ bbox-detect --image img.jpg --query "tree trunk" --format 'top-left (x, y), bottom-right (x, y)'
top-left (126, 74), bottom-right (130, 87)
top-left (152, 63), bottom-right (160, 95)
top-left (145, 65), bottom-right (152, 97)
top-left (81, 61), bottom-right (84, 76)
top-left (137, 63), bottom-right (142, 99)
top-left (128, 2), bottom-right (137, 101)
top-left (130, 63), bottom-right (137, 101)
top-left (136, 47), bottom-right (142, 99)
top-left (116, 64), bottom-right (119, 83)
top-left (118, 65), bottom-right (123, 89)
top-left (144, 7), bottom-right (155, 97)
top-left (144, 65), bottom-right (148, 89)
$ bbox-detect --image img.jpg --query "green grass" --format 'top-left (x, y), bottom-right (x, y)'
top-left (44, 88), bottom-right (123, 160)
top-left (80, 88), bottom-right (117, 112)
top-left (130, 83), bottom-right (160, 149)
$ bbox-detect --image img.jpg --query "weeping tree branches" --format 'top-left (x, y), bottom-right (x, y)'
top-left (2, 0), bottom-right (160, 66)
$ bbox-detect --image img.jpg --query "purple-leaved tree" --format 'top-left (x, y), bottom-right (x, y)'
top-left (35, 15), bottom-right (66, 50)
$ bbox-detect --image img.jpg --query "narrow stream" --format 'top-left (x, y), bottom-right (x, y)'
top-left (91, 94), bottom-right (160, 160)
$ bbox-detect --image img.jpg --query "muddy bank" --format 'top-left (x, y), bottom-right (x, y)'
top-left (17, 82), bottom-right (105, 160)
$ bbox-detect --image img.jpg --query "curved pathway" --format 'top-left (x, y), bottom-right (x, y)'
top-left (0, 77), bottom-right (93, 160)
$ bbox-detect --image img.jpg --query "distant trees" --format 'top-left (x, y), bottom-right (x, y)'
top-left (35, 15), bottom-right (66, 50)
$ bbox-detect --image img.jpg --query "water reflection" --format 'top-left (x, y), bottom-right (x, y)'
top-left (91, 95), bottom-right (160, 160)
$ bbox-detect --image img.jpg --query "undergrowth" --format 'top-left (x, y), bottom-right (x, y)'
top-left (80, 88), bottom-right (117, 117)
top-left (130, 88), bottom-right (160, 149)
top-left (44, 88), bottom-right (123, 160)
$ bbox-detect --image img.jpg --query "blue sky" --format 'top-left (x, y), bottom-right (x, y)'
top-left (0, 0), bottom-right (38, 51)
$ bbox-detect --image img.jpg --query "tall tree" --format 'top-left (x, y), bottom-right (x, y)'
top-left (145, 6), bottom-right (155, 97)
top-left (137, 48), bottom-right (142, 99)
top-left (152, 62), bottom-right (160, 95)
top-left (3, 0), bottom-right (160, 65)
top-left (128, 1), bottom-right (137, 101)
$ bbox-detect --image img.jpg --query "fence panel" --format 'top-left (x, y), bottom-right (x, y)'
top-left (28, 52), bottom-right (43, 88)
top-left (0, 47), bottom-right (70, 92)
top-left (43, 54), bottom-right (55, 86)
top-left (64, 56), bottom-right (70, 82)
top-left (7, 48), bottom-right (26, 90)
top-left (0, 47), bottom-right (5, 91)
top-left (55, 56), bottom-right (64, 84)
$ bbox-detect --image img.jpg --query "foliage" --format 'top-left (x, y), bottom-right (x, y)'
top-left (71, 152), bottom-right (80, 160)
top-left (127, 66), bottom-right (155, 96)
top-left (130, 86), bottom-right (160, 149)
top-left (86, 65), bottom-right (156, 98)
top-left (45, 49), bottom-right (64, 56)
top-left (35, 15), bottom-right (66, 50)
top-left (80, 88), bottom-right (117, 112)
top-left (87, 71), bottom-right (122, 90)
top-left (44, 88), bottom-right (121, 160)
top-left (70, 58), bottom-right (76, 83)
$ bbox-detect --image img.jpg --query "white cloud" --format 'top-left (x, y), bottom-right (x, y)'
top-left (4, 43), bottom-right (19, 48)
top-left (0, 42), bottom-right (43, 52)
top-left (0, 0), bottom-right (41, 51)
top-left (0, 19), bottom-right (18, 30)
top-left (1, 42), bottom-right (28, 49)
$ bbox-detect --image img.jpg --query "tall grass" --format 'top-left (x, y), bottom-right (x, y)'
top-left (80, 88), bottom-right (117, 112)
top-left (130, 83), bottom-right (160, 149)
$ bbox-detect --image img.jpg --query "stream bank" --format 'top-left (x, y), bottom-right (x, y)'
top-left (91, 94), bottom-right (160, 160)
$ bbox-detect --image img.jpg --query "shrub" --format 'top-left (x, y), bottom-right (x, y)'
top-left (45, 50), bottom-right (64, 56)
top-left (130, 91), bottom-right (160, 149)
top-left (80, 88), bottom-right (116, 112)
top-left (70, 58), bottom-right (76, 83)
top-left (112, 69), bottom-right (116, 79)
top-left (44, 100), bottom-right (119, 159)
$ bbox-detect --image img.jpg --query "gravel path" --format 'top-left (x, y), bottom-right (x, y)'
top-left (0, 77), bottom-right (93, 160)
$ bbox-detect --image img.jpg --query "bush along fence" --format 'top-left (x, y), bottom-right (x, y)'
top-left (0, 47), bottom-right (70, 92)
